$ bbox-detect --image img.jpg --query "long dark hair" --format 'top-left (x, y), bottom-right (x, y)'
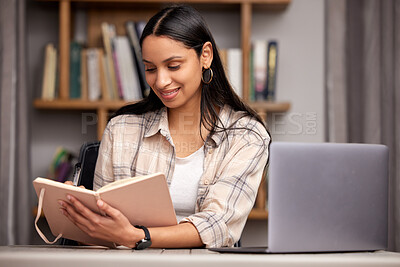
top-left (112, 5), bottom-right (268, 140)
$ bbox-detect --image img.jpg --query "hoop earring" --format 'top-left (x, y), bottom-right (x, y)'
top-left (202, 68), bottom-right (213, 84)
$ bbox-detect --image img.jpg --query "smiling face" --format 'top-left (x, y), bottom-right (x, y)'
top-left (142, 35), bottom-right (212, 112)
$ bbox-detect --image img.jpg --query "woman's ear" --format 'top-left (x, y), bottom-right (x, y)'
top-left (201, 41), bottom-right (213, 69)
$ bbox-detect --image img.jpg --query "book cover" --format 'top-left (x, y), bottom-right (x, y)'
top-left (33, 172), bottom-right (177, 247)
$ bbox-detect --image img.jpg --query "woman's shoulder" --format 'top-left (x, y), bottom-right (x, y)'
top-left (224, 106), bottom-right (270, 140)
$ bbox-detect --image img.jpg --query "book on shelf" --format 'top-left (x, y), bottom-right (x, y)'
top-left (227, 48), bottom-right (242, 98)
top-left (107, 23), bottom-right (125, 99)
top-left (33, 172), bottom-right (177, 248)
top-left (69, 41), bottom-right (82, 99)
top-left (265, 41), bottom-right (278, 101)
top-left (99, 49), bottom-right (111, 101)
top-left (101, 51), bottom-right (114, 100)
top-left (250, 40), bottom-right (278, 102)
top-left (86, 48), bottom-right (102, 101)
top-left (114, 36), bottom-right (143, 101)
top-left (41, 43), bottom-right (58, 100)
top-left (101, 22), bottom-right (119, 100)
top-left (126, 21), bottom-right (150, 98)
top-left (219, 48), bottom-right (243, 99)
top-left (80, 49), bottom-right (89, 100)
top-left (253, 40), bottom-right (268, 101)
top-left (249, 48), bottom-right (255, 101)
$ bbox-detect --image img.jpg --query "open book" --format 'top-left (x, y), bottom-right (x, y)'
top-left (33, 172), bottom-right (177, 247)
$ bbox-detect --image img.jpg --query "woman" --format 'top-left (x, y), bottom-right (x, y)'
top-left (59, 5), bottom-right (270, 249)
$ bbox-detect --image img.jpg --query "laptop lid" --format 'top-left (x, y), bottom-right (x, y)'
top-left (268, 142), bottom-right (389, 253)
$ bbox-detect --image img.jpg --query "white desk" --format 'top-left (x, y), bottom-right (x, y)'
top-left (1, 246), bottom-right (400, 267)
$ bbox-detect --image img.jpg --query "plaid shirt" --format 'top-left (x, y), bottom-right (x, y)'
top-left (93, 105), bottom-right (270, 247)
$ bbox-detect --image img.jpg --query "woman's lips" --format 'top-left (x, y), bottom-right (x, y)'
top-left (159, 88), bottom-right (180, 100)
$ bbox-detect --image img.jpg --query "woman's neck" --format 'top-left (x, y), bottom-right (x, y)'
top-left (167, 104), bottom-right (202, 133)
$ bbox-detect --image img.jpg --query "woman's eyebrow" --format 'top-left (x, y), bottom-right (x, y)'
top-left (142, 56), bottom-right (183, 64)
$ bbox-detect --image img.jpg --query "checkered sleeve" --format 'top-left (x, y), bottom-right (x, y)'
top-left (93, 120), bottom-right (115, 191)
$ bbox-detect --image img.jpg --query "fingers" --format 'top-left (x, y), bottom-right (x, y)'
top-left (60, 207), bottom-right (91, 233)
top-left (64, 181), bottom-right (85, 189)
top-left (67, 195), bottom-right (97, 218)
top-left (59, 195), bottom-right (103, 230)
top-left (97, 199), bottom-right (121, 219)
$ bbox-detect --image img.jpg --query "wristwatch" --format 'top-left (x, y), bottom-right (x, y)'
top-left (134, 225), bottom-right (152, 250)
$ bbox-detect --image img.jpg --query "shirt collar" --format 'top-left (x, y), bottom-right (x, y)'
top-left (144, 107), bottom-right (170, 138)
top-left (143, 105), bottom-right (234, 147)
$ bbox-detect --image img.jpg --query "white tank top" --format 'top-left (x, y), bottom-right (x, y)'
top-left (169, 146), bottom-right (205, 222)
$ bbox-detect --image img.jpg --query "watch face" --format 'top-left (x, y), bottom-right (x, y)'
top-left (136, 239), bottom-right (152, 250)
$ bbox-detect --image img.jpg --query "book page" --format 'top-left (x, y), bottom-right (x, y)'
top-left (98, 173), bottom-right (177, 227)
top-left (96, 174), bottom-right (152, 193)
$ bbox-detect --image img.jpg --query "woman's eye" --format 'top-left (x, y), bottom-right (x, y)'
top-left (168, 65), bottom-right (180, 70)
top-left (145, 67), bottom-right (156, 72)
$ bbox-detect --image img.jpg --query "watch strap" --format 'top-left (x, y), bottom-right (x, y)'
top-left (134, 225), bottom-right (151, 250)
top-left (135, 225), bottom-right (150, 240)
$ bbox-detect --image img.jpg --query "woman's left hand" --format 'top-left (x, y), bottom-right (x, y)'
top-left (58, 195), bottom-right (139, 248)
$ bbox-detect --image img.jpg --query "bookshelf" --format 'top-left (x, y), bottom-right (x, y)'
top-left (34, 0), bottom-right (291, 220)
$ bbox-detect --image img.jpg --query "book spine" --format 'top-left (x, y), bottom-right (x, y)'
top-left (126, 21), bottom-right (149, 98)
top-left (102, 52), bottom-right (114, 100)
top-left (115, 36), bottom-right (142, 101)
top-left (69, 41), bottom-right (82, 99)
top-left (98, 49), bottom-right (110, 100)
top-left (249, 47), bottom-right (255, 101)
top-left (41, 44), bottom-right (51, 100)
top-left (87, 48), bottom-right (101, 101)
top-left (253, 40), bottom-right (267, 101)
top-left (80, 49), bottom-right (88, 100)
top-left (48, 45), bottom-right (57, 100)
top-left (101, 22), bottom-right (118, 100)
top-left (227, 48), bottom-right (243, 98)
top-left (107, 24), bottom-right (124, 99)
top-left (265, 41), bottom-right (278, 101)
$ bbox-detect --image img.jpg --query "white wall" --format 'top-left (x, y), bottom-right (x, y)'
top-left (28, 0), bottom-right (325, 245)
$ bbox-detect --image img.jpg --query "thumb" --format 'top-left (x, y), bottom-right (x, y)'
top-left (97, 199), bottom-right (120, 219)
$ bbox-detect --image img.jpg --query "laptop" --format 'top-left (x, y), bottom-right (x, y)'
top-left (210, 142), bottom-right (389, 253)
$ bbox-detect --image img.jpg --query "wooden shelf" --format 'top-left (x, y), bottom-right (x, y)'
top-left (248, 208), bottom-right (268, 220)
top-left (37, 0), bottom-right (289, 5)
top-left (34, 99), bottom-right (290, 112)
top-left (34, 99), bottom-right (129, 110)
top-left (249, 101), bottom-right (291, 113)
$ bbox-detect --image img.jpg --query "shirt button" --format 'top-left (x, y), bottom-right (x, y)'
top-left (208, 149), bottom-right (213, 154)
top-left (204, 180), bottom-right (209, 185)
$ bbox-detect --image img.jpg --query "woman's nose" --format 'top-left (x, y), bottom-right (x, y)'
top-left (155, 69), bottom-right (172, 89)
